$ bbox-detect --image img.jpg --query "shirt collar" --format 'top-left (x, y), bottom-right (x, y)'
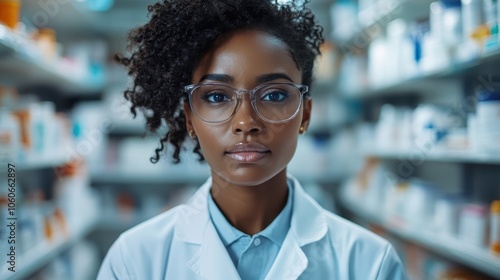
top-left (207, 178), bottom-right (294, 248)
top-left (175, 174), bottom-right (327, 248)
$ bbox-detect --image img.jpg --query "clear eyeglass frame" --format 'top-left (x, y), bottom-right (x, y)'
top-left (184, 82), bottom-right (309, 124)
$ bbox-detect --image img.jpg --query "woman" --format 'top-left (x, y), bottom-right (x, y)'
top-left (97, 0), bottom-right (407, 279)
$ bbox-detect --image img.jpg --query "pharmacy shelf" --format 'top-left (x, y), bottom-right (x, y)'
top-left (0, 217), bottom-right (99, 280)
top-left (0, 153), bottom-right (70, 174)
top-left (96, 217), bottom-right (144, 231)
top-left (90, 171), bottom-right (211, 185)
top-left (21, 0), bottom-right (151, 37)
top-left (19, 0), bottom-right (103, 37)
top-left (107, 124), bottom-right (147, 137)
top-left (345, 48), bottom-right (500, 98)
top-left (339, 185), bottom-right (500, 278)
top-left (332, 0), bottom-right (433, 50)
top-left (0, 25), bottom-right (103, 93)
top-left (363, 148), bottom-right (500, 165)
top-left (96, 214), bottom-right (157, 232)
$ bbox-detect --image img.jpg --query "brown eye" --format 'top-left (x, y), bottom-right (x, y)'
top-left (261, 90), bottom-right (289, 102)
top-left (202, 92), bottom-right (230, 103)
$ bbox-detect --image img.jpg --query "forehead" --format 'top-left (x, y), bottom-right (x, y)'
top-left (192, 30), bottom-right (301, 85)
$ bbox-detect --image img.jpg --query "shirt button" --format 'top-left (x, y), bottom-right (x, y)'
top-left (253, 237), bottom-right (261, 246)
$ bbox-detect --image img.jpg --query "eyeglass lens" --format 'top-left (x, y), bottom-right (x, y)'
top-left (190, 84), bottom-right (302, 123)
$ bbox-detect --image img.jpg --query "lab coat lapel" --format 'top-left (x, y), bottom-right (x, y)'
top-left (265, 175), bottom-right (328, 280)
top-left (188, 221), bottom-right (241, 280)
top-left (179, 177), bottom-right (240, 280)
top-left (264, 231), bottom-right (308, 280)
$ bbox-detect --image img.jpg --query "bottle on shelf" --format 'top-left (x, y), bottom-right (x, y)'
top-left (0, 88), bottom-right (20, 163)
top-left (0, 0), bottom-right (20, 30)
top-left (459, 203), bottom-right (489, 248)
top-left (0, 109), bottom-right (20, 163)
top-left (491, 200), bottom-right (500, 254)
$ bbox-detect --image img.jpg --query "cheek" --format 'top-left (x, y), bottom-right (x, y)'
top-left (267, 123), bottom-right (300, 156)
top-left (194, 123), bottom-right (224, 155)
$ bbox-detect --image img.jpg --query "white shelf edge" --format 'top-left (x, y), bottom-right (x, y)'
top-left (332, 0), bottom-right (433, 48)
top-left (340, 184), bottom-right (500, 278)
top-left (0, 217), bottom-right (99, 280)
top-left (0, 25), bottom-right (103, 93)
top-left (0, 153), bottom-right (72, 174)
top-left (343, 48), bottom-right (500, 98)
top-left (362, 148), bottom-right (500, 164)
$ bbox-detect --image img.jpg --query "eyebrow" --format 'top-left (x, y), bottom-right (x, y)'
top-left (198, 73), bottom-right (295, 84)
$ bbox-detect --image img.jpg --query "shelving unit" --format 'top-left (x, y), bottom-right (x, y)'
top-left (0, 216), bottom-right (99, 280)
top-left (1, 5), bottom-right (107, 278)
top-left (96, 214), bottom-right (158, 232)
top-left (0, 154), bottom-right (73, 174)
top-left (339, 185), bottom-right (500, 278)
top-left (363, 148), bottom-right (500, 165)
top-left (345, 48), bottom-right (500, 98)
top-left (0, 25), bottom-right (103, 93)
top-left (333, 0), bottom-right (434, 49)
top-left (90, 170), bottom-right (210, 185)
top-left (96, 217), bottom-right (144, 232)
top-left (331, 0), bottom-right (500, 278)
top-left (107, 124), bottom-right (147, 137)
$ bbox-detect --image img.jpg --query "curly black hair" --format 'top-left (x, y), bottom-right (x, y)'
top-left (116, 0), bottom-right (324, 164)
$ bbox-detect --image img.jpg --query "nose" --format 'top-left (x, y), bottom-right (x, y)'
top-left (231, 94), bottom-right (263, 135)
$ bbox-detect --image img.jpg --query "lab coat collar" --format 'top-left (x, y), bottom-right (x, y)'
top-left (176, 174), bottom-right (328, 279)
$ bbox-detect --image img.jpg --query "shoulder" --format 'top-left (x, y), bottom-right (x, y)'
top-left (96, 205), bottom-right (186, 280)
top-left (120, 205), bottom-right (183, 242)
top-left (109, 205), bottom-right (184, 262)
top-left (108, 205), bottom-right (185, 254)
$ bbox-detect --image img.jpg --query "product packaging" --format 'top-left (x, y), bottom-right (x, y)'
top-left (0, 108), bottom-right (20, 163)
top-left (475, 89), bottom-right (500, 152)
top-left (491, 200), bottom-right (500, 254)
top-left (31, 28), bottom-right (58, 61)
top-left (459, 203), bottom-right (489, 247)
top-left (434, 195), bottom-right (465, 236)
top-left (461, 0), bottom-right (486, 41)
top-left (0, 0), bottom-right (20, 30)
top-left (483, 0), bottom-right (498, 45)
top-left (441, 0), bottom-right (463, 47)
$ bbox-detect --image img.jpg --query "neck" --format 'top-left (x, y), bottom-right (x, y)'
top-left (210, 170), bottom-right (289, 236)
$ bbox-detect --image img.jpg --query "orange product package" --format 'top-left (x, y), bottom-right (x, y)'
top-left (0, 0), bottom-right (21, 30)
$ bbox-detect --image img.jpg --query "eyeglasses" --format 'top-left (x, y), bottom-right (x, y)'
top-left (184, 82), bottom-right (309, 123)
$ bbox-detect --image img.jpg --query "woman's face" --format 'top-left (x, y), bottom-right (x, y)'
top-left (184, 30), bottom-right (311, 186)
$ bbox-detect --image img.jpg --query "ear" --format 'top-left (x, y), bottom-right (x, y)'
top-left (300, 98), bottom-right (312, 133)
top-left (183, 101), bottom-right (195, 135)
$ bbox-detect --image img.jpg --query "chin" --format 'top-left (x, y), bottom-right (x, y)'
top-left (213, 168), bottom-right (284, 187)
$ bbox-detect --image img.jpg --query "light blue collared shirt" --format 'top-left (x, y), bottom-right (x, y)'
top-left (207, 180), bottom-right (293, 280)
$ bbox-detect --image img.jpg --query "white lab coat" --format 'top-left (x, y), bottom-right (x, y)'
top-left (97, 174), bottom-right (407, 280)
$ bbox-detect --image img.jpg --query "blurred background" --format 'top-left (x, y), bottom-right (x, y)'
top-left (0, 0), bottom-right (500, 279)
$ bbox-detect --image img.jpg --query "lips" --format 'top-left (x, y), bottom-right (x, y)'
top-left (225, 142), bottom-right (270, 162)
